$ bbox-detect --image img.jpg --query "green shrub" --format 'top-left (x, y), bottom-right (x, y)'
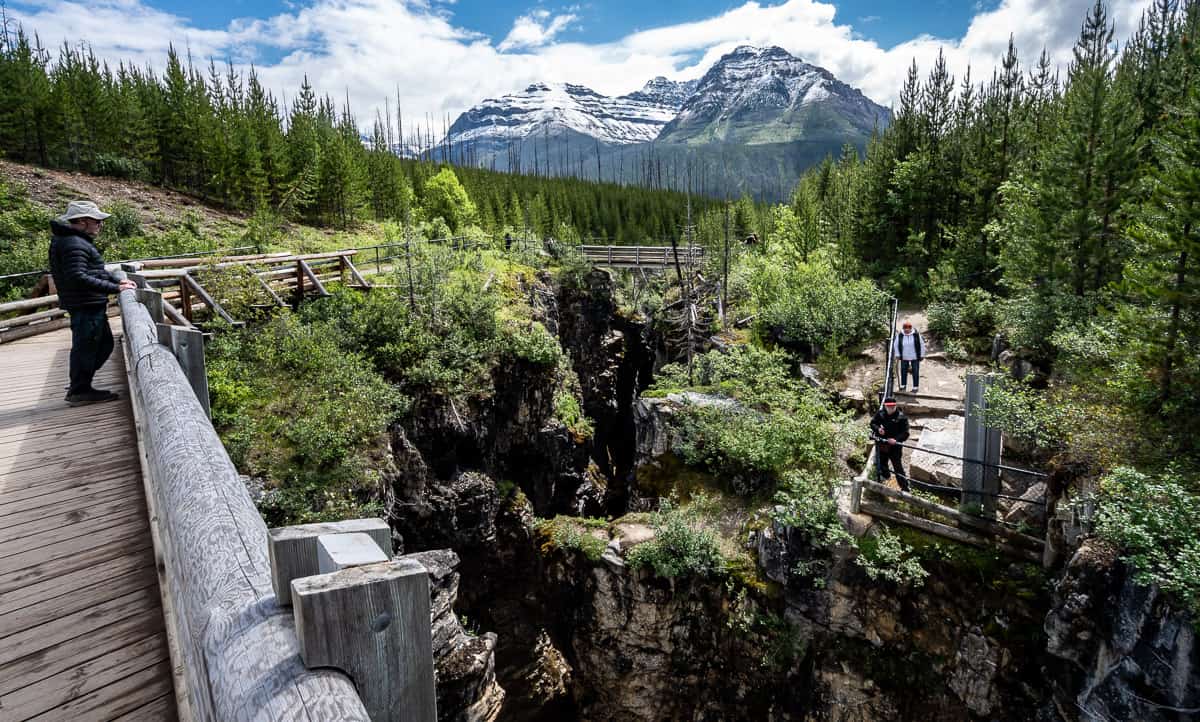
top-left (0, 177), bottom-right (54, 299)
top-left (535, 516), bottom-right (608, 561)
top-left (1095, 467), bottom-right (1200, 616)
top-left (207, 314), bottom-right (406, 524)
top-left (626, 500), bottom-right (726, 578)
top-left (243, 209), bottom-right (285, 253)
top-left (91, 153), bottom-right (148, 181)
top-left (927, 288), bottom-right (996, 355)
top-left (752, 258), bottom-right (887, 358)
top-left (773, 470), bottom-right (928, 587)
top-left (502, 319), bottom-right (562, 366)
top-left (855, 530), bottom-right (929, 587)
top-left (650, 346), bottom-right (848, 492)
top-left (553, 368), bottom-right (594, 440)
top-left (103, 201), bottom-right (143, 240)
top-left (773, 470), bottom-right (853, 549)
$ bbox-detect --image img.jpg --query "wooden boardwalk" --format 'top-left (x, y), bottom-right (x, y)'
top-left (0, 325), bottom-right (176, 721)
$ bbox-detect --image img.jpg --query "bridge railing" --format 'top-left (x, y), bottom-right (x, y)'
top-left (579, 244), bottom-right (704, 267)
top-left (118, 288), bottom-right (377, 721)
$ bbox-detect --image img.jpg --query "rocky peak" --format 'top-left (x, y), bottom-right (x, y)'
top-left (658, 44), bottom-right (890, 145)
top-left (619, 76), bottom-right (699, 110)
top-left (444, 80), bottom-right (683, 149)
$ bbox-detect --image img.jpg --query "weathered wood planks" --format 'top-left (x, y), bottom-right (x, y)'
top-left (0, 325), bottom-right (178, 721)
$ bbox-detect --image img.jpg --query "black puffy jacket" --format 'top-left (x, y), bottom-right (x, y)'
top-left (48, 220), bottom-right (120, 310)
top-left (870, 407), bottom-right (910, 444)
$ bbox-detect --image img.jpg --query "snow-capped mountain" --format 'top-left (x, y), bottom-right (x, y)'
top-left (445, 78), bottom-right (696, 151)
top-left (658, 45), bottom-right (890, 145)
top-left (434, 46), bottom-right (889, 199)
top-left (620, 76), bottom-right (700, 111)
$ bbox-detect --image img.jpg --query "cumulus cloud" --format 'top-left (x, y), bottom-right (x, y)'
top-left (5, 0), bottom-right (1152, 134)
top-left (498, 9), bottom-right (578, 51)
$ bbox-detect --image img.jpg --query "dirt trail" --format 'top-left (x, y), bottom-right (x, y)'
top-left (840, 309), bottom-right (992, 413)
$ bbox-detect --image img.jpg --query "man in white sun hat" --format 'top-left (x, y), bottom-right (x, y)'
top-left (48, 200), bottom-right (136, 406)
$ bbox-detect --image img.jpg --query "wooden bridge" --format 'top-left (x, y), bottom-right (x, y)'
top-left (0, 280), bottom-right (437, 721)
top-left (580, 244), bottom-right (703, 269)
top-left (0, 323), bottom-right (175, 720)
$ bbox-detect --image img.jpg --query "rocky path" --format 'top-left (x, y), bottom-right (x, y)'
top-left (839, 308), bottom-right (991, 486)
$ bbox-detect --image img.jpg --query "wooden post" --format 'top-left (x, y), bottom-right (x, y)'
top-left (338, 255), bottom-right (347, 285)
top-left (136, 287), bottom-right (164, 325)
top-left (292, 560), bottom-right (438, 722)
top-left (157, 323), bottom-right (210, 418)
top-left (296, 260), bottom-right (305, 305)
top-left (118, 293), bottom-right (371, 720)
top-left (162, 300), bottom-right (193, 328)
top-left (254, 272), bottom-right (287, 307)
top-left (345, 257), bottom-right (371, 288)
top-left (179, 278), bottom-right (192, 322)
top-left (299, 259), bottom-right (330, 297)
top-left (127, 272), bottom-right (149, 290)
top-left (184, 273), bottom-right (240, 326)
top-left (268, 519), bottom-right (392, 607)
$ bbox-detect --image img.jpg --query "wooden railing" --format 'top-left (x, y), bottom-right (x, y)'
top-left (118, 286), bottom-right (435, 721)
top-left (580, 244), bottom-right (704, 268)
top-left (130, 250), bottom-right (370, 326)
top-left (0, 247), bottom-right (260, 343)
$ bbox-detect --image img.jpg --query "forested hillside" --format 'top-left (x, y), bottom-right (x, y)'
top-left (0, 37), bottom-right (721, 242)
top-left (772, 0), bottom-right (1199, 464)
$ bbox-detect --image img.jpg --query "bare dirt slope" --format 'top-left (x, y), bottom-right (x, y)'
top-left (1, 159), bottom-right (247, 232)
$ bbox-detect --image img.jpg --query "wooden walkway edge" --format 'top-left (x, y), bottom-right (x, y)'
top-left (0, 323), bottom-right (177, 721)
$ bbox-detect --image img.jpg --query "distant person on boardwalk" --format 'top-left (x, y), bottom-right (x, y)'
top-left (893, 319), bottom-right (925, 393)
top-left (49, 200), bottom-right (136, 407)
top-left (871, 397), bottom-right (910, 490)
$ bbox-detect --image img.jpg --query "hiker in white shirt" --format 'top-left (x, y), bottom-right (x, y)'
top-left (893, 320), bottom-right (925, 393)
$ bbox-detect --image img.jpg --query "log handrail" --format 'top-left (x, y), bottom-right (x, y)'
top-left (117, 289), bottom-right (371, 721)
top-left (135, 250), bottom-right (360, 279)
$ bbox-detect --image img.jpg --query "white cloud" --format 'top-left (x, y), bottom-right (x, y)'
top-left (498, 9), bottom-right (578, 51)
top-left (5, 0), bottom-right (1152, 135)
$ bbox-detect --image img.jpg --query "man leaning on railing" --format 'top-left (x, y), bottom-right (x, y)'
top-left (871, 396), bottom-right (911, 491)
top-left (48, 200), bottom-right (137, 407)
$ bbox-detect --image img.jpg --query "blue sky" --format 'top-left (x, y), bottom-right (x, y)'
top-left (147, 0), bottom-right (996, 51)
top-left (6, 0), bottom-right (1150, 130)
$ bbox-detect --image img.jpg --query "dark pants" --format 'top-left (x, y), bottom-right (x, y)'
top-left (900, 359), bottom-right (920, 388)
top-left (68, 308), bottom-right (113, 395)
top-left (876, 443), bottom-right (908, 490)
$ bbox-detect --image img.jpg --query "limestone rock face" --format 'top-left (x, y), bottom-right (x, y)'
top-left (1003, 481), bottom-right (1047, 528)
top-left (910, 414), bottom-right (964, 486)
top-left (555, 269), bottom-right (656, 512)
top-left (403, 549), bottom-right (505, 721)
top-left (1045, 539), bottom-right (1200, 721)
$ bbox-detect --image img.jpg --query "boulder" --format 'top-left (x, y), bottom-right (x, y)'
top-left (1003, 481), bottom-right (1047, 529)
top-left (910, 414), bottom-right (965, 487)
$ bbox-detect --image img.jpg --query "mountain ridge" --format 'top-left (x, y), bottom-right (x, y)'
top-left (435, 46), bottom-right (891, 199)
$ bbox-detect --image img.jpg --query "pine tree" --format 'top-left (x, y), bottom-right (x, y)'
top-left (1123, 41), bottom-right (1200, 420)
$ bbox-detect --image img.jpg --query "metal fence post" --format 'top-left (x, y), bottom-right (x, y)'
top-left (962, 373), bottom-right (1002, 517)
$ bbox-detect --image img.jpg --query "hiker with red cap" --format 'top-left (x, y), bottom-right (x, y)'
top-left (870, 397), bottom-right (910, 490)
top-left (893, 319), bottom-right (925, 394)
